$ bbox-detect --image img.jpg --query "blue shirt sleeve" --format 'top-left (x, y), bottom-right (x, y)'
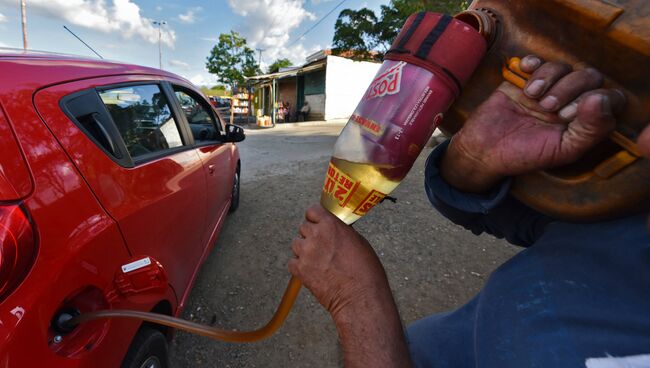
top-left (425, 139), bottom-right (552, 247)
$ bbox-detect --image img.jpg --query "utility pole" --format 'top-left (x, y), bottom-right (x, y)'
top-left (153, 20), bottom-right (166, 69)
top-left (256, 48), bottom-right (264, 68)
top-left (20, 0), bottom-right (28, 50)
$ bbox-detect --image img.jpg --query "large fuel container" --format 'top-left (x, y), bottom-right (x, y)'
top-left (447, 0), bottom-right (650, 221)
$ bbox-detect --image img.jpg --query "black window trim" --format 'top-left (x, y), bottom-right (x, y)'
top-left (62, 80), bottom-right (197, 168)
top-left (97, 81), bottom-right (195, 166)
top-left (60, 88), bottom-right (135, 168)
top-left (167, 82), bottom-right (227, 148)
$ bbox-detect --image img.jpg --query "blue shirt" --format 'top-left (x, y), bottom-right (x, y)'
top-left (406, 140), bottom-right (650, 368)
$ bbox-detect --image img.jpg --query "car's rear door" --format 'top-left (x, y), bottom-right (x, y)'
top-left (169, 84), bottom-right (234, 246)
top-left (34, 76), bottom-right (208, 296)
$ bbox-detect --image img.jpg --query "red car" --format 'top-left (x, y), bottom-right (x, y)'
top-left (0, 50), bottom-right (244, 367)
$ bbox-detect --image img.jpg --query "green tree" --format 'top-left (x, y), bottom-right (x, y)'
top-left (332, 0), bottom-right (469, 61)
top-left (206, 31), bottom-right (261, 90)
top-left (267, 58), bottom-right (294, 74)
top-left (200, 85), bottom-right (230, 97)
top-left (332, 8), bottom-right (379, 61)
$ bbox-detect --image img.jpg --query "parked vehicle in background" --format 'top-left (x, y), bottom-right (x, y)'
top-left (0, 49), bottom-right (245, 367)
top-left (209, 96), bottom-right (232, 122)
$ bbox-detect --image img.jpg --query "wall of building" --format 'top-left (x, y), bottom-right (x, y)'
top-left (304, 94), bottom-right (325, 120)
top-left (324, 55), bottom-right (381, 120)
top-left (303, 69), bottom-right (326, 120)
top-left (277, 77), bottom-right (297, 116)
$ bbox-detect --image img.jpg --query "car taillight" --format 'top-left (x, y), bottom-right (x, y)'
top-left (0, 205), bottom-right (37, 301)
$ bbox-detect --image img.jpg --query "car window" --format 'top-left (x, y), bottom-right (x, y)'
top-left (98, 84), bottom-right (184, 159)
top-left (173, 88), bottom-right (221, 143)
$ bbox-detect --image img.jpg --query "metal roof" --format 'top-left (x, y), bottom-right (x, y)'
top-left (246, 58), bottom-right (327, 83)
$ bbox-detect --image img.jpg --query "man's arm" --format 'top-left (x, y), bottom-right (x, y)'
top-left (332, 278), bottom-right (411, 367)
top-left (425, 140), bottom-right (551, 247)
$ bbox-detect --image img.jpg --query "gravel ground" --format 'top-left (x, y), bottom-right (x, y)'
top-left (169, 124), bottom-right (520, 367)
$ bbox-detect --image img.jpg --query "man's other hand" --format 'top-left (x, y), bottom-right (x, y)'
top-left (441, 55), bottom-right (626, 193)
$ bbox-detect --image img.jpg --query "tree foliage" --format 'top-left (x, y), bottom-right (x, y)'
top-left (206, 31), bottom-right (261, 90)
top-left (332, 0), bottom-right (469, 61)
top-left (332, 8), bottom-right (379, 61)
top-left (200, 85), bottom-right (229, 97)
top-left (267, 58), bottom-right (294, 74)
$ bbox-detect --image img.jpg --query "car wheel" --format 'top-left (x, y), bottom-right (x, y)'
top-left (229, 169), bottom-right (240, 213)
top-left (121, 327), bottom-right (169, 368)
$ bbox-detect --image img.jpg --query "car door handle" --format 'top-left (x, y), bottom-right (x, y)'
top-left (208, 164), bottom-right (215, 174)
top-left (90, 113), bottom-right (120, 158)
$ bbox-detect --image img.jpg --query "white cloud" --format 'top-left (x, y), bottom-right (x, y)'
top-left (169, 59), bottom-right (190, 69)
top-left (227, 0), bottom-right (317, 65)
top-left (0, 0), bottom-right (176, 47)
top-left (0, 12), bottom-right (6, 22)
top-left (189, 72), bottom-right (219, 87)
top-left (178, 7), bottom-right (201, 24)
top-left (155, 6), bottom-right (163, 11)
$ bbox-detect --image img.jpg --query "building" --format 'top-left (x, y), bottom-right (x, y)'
top-left (247, 50), bottom-right (381, 124)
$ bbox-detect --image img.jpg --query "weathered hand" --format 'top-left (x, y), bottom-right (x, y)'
top-left (288, 205), bottom-right (412, 367)
top-left (441, 55), bottom-right (626, 193)
top-left (288, 204), bottom-right (392, 319)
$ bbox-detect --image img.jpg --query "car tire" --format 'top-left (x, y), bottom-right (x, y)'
top-left (121, 327), bottom-right (169, 368)
top-left (229, 169), bottom-right (240, 213)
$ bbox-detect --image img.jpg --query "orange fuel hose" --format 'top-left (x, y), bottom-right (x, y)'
top-left (66, 276), bottom-right (302, 342)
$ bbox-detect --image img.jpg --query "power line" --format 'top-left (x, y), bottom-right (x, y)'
top-left (288, 0), bottom-right (346, 48)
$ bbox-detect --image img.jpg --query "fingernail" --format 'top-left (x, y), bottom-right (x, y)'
top-left (558, 102), bottom-right (577, 120)
top-left (539, 96), bottom-right (559, 110)
top-left (526, 80), bottom-right (546, 97)
top-left (601, 95), bottom-right (611, 114)
top-left (613, 89), bottom-right (627, 107)
top-left (521, 56), bottom-right (541, 69)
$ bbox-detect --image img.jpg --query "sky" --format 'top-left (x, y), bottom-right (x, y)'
top-left (0, 0), bottom-right (388, 86)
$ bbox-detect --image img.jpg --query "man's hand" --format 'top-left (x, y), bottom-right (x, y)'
top-left (441, 55), bottom-right (626, 193)
top-left (289, 204), bottom-right (412, 367)
top-left (288, 204), bottom-right (392, 319)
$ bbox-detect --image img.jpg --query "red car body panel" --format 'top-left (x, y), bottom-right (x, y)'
top-left (34, 76), bottom-right (210, 298)
top-left (0, 103), bottom-right (33, 200)
top-left (0, 52), bottom-right (240, 366)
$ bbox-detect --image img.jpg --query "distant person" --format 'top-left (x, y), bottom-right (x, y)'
top-left (284, 101), bottom-right (292, 122)
top-left (299, 101), bottom-right (310, 121)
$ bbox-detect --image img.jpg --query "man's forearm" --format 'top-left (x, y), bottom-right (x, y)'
top-left (426, 139), bottom-right (551, 247)
top-left (332, 288), bottom-right (413, 368)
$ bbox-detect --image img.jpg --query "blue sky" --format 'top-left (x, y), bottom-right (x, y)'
top-left (0, 0), bottom-right (388, 86)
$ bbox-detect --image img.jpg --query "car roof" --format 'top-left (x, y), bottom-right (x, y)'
top-left (0, 48), bottom-right (89, 59)
top-left (0, 48), bottom-right (192, 90)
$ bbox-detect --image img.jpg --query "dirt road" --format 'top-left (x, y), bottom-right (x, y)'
top-left (169, 123), bottom-right (519, 367)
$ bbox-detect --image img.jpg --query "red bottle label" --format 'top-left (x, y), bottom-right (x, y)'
top-left (333, 60), bottom-right (455, 181)
top-left (365, 61), bottom-right (406, 100)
